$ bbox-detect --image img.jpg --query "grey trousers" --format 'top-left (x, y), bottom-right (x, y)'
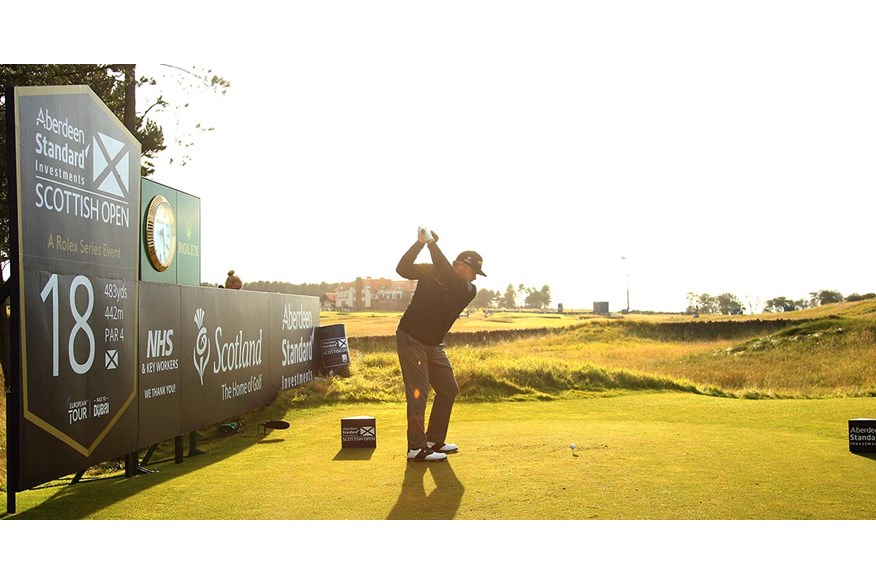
top-left (396, 329), bottom-right (459, 450)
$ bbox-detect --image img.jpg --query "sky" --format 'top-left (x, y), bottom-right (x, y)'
top-left (13, 3), bottom-right (876, 314)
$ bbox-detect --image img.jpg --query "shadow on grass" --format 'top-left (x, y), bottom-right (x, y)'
top-left (333, 448), bottom-right (375, 461)
top-left (852, 452), bottom-right (876, 462)
top-left (386, 459), bottom-right (464, 520)
top-left (2, 434), bottom-right (260, 520)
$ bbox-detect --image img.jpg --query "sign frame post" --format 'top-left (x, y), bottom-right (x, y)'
top-left (5, 84), bottom-right (22, 514)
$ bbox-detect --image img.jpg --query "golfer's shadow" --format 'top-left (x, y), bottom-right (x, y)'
top-left (387, 460), bottom-right (464, 520)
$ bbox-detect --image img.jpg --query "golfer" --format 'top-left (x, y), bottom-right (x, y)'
top-left (396, 227), bottom-right (486, 462)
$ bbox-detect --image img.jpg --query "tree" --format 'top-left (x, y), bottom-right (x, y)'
top-left (846, 292), bottom-right (876, 302)
top-left (137, 64), bottom-right (230, 169)
top-left (685, 292), bottom-right (719, 314)
top-left (685, 292), bottom-right (698, 314)
top-left (716, 293), bottom-right (744, 315)
top-left (499, 284), bottom-right (517, 309)
top-left (471, 288), bottom-right (499, 309)
top-left (540, 284), bottom-right (551, 308)
top-left (764, 297), bottom-right (807, 312)
top-left (686, 292), bottom-right (745, 315)
top-left (523, 288), bottom-right (541, 309)
top-left (809, 290), bottom-right (844, 307)
top-left (523, 285), bottom-right (552, 310)
top-left (244, 281), bottom-right (339, 296)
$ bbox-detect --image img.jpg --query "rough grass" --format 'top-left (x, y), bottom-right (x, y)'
top-left (455, 310), bottom-right (876, 400)
top-left (281, 345), bottom-right (709, 409)
top-left (297, 303), bottom-right (876, 407)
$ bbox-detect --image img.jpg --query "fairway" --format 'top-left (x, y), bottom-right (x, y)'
top-left (6, 392), bottom-right (875, 520)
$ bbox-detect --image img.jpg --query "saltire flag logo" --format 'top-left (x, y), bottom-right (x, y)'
top-left (93, 131), bottom-right (130, 198)
top-left (105, 349), bottom-right (119, 370)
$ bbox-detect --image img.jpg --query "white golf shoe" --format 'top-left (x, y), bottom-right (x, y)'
top-left (407, 447), bottom-right (447, 462)
top-left (427, 441), bottom-right (459, 453)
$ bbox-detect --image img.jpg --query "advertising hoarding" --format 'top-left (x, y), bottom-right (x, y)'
top-left (139, 178), bottom-right (201, 286)
top-left (137, 282), bottom-right (183, 448)
top-left (7, 85), bottom-right (322, 503)
top-left (9, 86), bottom-right (141, 489)
top-left (139, 285), bottom-right (319, 445)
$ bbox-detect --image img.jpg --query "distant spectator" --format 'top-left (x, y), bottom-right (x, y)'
top-left (225, 270), bottom-right (243, 290)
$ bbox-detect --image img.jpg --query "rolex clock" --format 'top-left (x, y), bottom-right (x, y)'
top-left (145, 195), bottom-right (177, 271)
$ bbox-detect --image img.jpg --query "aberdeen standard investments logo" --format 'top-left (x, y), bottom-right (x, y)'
top-left (34, 108), bottom-right (131, 199)
top-left (31, 103), bottom-right (134, 231)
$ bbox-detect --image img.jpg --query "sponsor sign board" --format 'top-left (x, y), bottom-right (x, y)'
top-left (271, 294), bottom-right (319, 391)
top-left (174, 189), bottom-right (201, 286)
top-left (849, 419), bottom-right (876, 453)
top-left (178, 287), bottom-right (319, 434)
top-left (317, 324), bottom-right (350, 374)
top-left (10, 86), bottom-right (141, 489)
top-left (138, 283), bottom-right (183, 448)
top-left (139, 179), bottom-right (201, 286)
top-left (7, 85), bottom-right (322, 498)
top-left (341, 416), bottom-right (377, 448)
top-left (139, 285), bottom-right (319, 446)
top-left (180, 287), bottom-right (271, 433)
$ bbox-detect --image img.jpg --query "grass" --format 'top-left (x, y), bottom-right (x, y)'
top-left (4, 301), bottom-right (876, 519)
top-left (493, 317), bottom-right (876, 398)
top-left (5, 393), bottom-right (874, 519)
top-left (317, 307), bottom-right (876, 403)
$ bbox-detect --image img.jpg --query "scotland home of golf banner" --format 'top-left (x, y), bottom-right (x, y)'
top-left (11, 86), bottom-right (142, 489)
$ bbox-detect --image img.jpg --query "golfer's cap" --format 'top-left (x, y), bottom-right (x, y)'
top-left (456, 251), bottom-right (486, 276)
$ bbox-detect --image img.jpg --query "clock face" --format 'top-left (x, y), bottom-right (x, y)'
top-left (145, 196), bottom-right (177, 271)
